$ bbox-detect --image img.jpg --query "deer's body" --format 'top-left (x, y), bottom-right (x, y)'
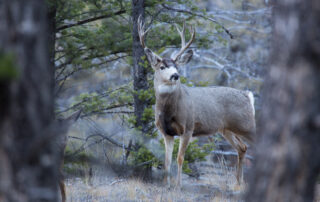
top-left (156, 84), bottom-right (255, 139)
top-left (137, 16), bottom-right (255, 187)
top-left (155, 82), bottom-right (255, 186)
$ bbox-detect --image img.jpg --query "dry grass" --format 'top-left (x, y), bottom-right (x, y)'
top-left (66, 161), bottom-right (246, 202)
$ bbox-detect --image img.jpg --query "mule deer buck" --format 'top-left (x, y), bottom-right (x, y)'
top-left (137, 16), bottom-right (256, 187)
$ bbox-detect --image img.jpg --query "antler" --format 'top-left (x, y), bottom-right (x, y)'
top-left (172, 22), bottom-right (195, 62)
top-left (137, 15), bottom-right (151, 49)
top-left (137, 15), bottom-right (162, 61)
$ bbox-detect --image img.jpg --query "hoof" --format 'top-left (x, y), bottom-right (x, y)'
top-left (173, 183), bottom-right (182, 191)
top-left (163, 180), bottom-right (172, 189)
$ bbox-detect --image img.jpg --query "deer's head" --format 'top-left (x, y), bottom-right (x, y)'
top-left (138, 16), bottom-right (195, 93)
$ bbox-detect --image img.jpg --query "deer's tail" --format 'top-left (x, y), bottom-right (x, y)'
top-left (246, 91), bottom-right (255, 117)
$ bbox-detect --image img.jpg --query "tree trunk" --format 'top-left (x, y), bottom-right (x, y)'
top-left (131, 0), bottom-right (149, 134)
top-left (0, 1), bottom-right (60, 201)
top-left (131, 0), bottom-right (153, 181)
top-left (246, 1), bottom-right (320, 202)
top-left (48, 1), bottom-right (56, 81)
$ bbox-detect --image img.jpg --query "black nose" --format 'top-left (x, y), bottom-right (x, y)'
top-left (170, 73), bottom-right (179, 81)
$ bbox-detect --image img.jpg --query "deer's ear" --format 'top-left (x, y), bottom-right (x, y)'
top-left (176, 49), bottom-right (193, 66)
top-left (144, 48), bottom-right (161, 67)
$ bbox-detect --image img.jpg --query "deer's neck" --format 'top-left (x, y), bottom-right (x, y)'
top-left (155, 82), bottom-right (182, 112)
top-left (157, 84), bottom-right (178, 94)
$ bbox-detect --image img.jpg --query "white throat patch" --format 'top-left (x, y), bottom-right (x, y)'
top-left (158, 84), bottom-right (177, 94)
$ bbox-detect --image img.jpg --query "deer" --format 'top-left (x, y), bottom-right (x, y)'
top-left (137, 16), bottom-right (256, 187)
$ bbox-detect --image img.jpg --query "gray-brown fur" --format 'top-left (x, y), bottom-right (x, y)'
top-left (137, 16), bottom-right (255, 187)
top-left (154, 74), bottom-right (255, 187)
top-left (156, 84), bottom-right (255, 140)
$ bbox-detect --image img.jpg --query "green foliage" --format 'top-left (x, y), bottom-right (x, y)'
top-left (217, 35), bottom-right (228, 46)
top-left (180, 76), bottom-right (188, 84)
top-left (127, 115), bottom-right (136, 127)
top-left (194, 80), bottom-right (210, 87)
top-left (131, 145), bottom-right (161, 168)
top-left (55, 0), bottom-right (227, 175)
top-left (64, 145), bottom-right (93, 166)
top-left (109, 86), bottom-right (134, 105)
top-left (160, 138), bottom-right (215, 174)
top-left (55, 0), bottom-right (227, 87)
top-left (142, 107), bottom-right (153, 122)
top-left (0, 52), bottom-right (18, 80)
top-left (180, 76), bottom-right (209, 87)
top-left (63, 144), bottom-right (97, 183)
top-left (136, 88), bottom-right (155, 103)
top-left (73, 92), bottom-right (104, 114)
top-left (65, 84), bottom-right (134, 116)
top-left (197, 34), bottom-right (211, 49)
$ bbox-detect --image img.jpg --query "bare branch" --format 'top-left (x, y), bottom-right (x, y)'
top-left (162, 4), bottom-right (233, 39)
top-left (55, 49), bottom-right (129, 70)
top-left (57, 9), bottom-right (126, 32)
top-left (66, 133), bottom-right (134, 161)
top-left (80, 105), bottom-right (134, 118)
top-left (134, 160), bottom-right (153, 168)
top-left (109, 179), bottom-right (125, 186)
top-left (56, 85), bottom-right (130, 115)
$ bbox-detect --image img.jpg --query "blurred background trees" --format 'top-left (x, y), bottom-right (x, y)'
top-left (0, 0), bottom-right (60, 201)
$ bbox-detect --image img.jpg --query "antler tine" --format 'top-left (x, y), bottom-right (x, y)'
top-left (175, 21), bottom-right (186, 47)
top-left (137, 15), bottom-right (144, 48)
top-left (137, 15), bottom-right (150, 49)
top-left (173, 23), bottom-right (195, 62)
top-left (137, 15), bottom-right (162, 61)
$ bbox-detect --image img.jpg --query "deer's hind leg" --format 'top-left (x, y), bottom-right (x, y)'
top-left (59, 179), bottom-right (66, 202)
top-left (223, 130), bottom-right (247, 184)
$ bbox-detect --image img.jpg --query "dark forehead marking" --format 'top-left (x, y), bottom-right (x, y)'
top-left (162, 58), bottom-right (177, 67)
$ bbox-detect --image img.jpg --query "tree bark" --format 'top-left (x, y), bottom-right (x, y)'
top-left (131, 0), bottom-right (153, 180)
top-left (0, 1), bottom-right (60, 201)
top-left (246, 1), bottom-right (320, 202)
top-left (131, 0), bottom-right (149, 134)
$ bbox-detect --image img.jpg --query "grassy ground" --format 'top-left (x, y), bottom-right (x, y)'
top-left (65, 159), bottom-right (320, 202)
top-left (65, 161), bottom-right (246, 202)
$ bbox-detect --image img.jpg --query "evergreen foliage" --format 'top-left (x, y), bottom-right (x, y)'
top-left (54, 0), bottom-right (229, 175)
top-left (0, 52), bottom-right (18, 80)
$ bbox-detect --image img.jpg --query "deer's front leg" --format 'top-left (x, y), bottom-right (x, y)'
top-left (163, 134), bottom-right (174, 186)
top-left (176, 132), bottom-right (191, 187)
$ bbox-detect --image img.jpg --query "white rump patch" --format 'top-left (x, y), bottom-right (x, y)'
top-left (158, 84), bottom-right (177, 94)
top-left (247, 91), bottom-right (255, 116)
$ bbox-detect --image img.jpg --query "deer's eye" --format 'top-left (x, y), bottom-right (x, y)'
top-left (160, 66), bottom-right (165, 70)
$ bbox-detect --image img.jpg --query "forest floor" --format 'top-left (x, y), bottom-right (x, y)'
top-left (65, 161), bottom-right (246, 202)
top-left (65, 160), bottom-right (320, 202)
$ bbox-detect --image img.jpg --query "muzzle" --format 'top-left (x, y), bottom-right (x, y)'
top-left (170, 73), bottom-right (180, 81)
